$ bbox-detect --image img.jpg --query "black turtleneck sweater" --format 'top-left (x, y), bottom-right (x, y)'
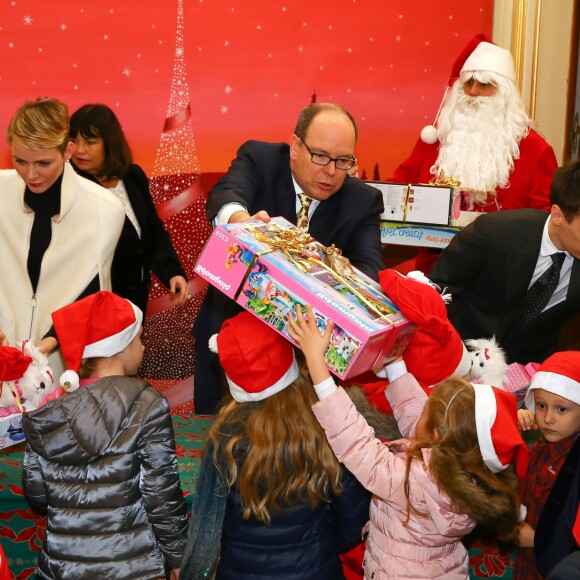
top-left (23, 169), bottom-right (100, 339)
top-left (24, 173), bottom-right (63, 294)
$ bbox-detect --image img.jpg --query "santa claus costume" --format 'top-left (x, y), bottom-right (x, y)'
top-left (391, 34), bottom-right (558, 272)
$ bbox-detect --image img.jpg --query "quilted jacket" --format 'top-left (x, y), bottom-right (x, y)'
top-left (216, 442), bottom-right (371, 579)
top-left (22, 376), bottom-right (188, 579)
top-left (313, 378), bottom-right (476, 579)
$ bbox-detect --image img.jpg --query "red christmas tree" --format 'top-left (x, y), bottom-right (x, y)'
top-left (139, 0), bottom-right (212, 413)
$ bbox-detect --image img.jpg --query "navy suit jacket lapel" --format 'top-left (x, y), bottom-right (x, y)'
top-left (276, 163), bottom-right (297, 223)
top-left (309, 193), bottom-right (340, 244)
top-left (505, 216), bottom-right (545, 303)
top-left (567, 258), bottom-right (580, 303)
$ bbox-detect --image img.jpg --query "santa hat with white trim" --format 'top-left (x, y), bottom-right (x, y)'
top-left (524, 351), bottom-right (580, 413)
top-left (421, 33), bottom-right (516, 144)
top-left (377, 269), bottom-right (471, 388)
top-left (474, 383), bottom-right (529, 480)
top-left (51, 291), bottom-right (143, 390)
top-left (209, 311), bottom-right (299, 403)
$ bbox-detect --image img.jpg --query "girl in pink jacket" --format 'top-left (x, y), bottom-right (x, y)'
top-left (288, 304), bottom-right (528, 580)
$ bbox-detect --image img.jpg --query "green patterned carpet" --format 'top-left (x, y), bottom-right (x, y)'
top-left (0, 414), bottom-right (213, 580)
top-left (0, 413), bottom-right (515, 579)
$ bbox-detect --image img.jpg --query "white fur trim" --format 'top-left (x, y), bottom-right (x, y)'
top-left (208, 334), bottom-right (219, 354)
top-left (227, 353), bottom-right (300, 402)
top-left (461, 42), bottom-right (516, 82)
top-left (525, 371), bottom-right (580, 412)
top-left (420, 125), bottom-right (439, 145)
top-left (474, 383), bottom-right (505, 473)
top-left (407, 270), bottom-right (431, 285)
top-left (83, 302), bottom-right (142, 358)
top-left (454, 343), bottom-right (472, 378)
top-left (60, 370), bottom-right (79, 392)
top-left (406, 271), bottom-right (451, 303)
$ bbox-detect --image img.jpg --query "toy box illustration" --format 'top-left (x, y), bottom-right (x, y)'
top-left (0, 405), bottom-right (29, 450)
top-left (195, 217), bottom-right (415, 379)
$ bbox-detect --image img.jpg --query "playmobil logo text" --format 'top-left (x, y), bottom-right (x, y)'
top-left (195, 265), bottom-right (232, 291)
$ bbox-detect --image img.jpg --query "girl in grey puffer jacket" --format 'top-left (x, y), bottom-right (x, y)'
top-left (22, 291), bottom-right (188, 580)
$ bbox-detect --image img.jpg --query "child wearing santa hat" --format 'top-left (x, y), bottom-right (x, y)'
top-left (352, 269), bottom-right (472, 416)
top-left (514, 351), bottom-right (580, 580)
top-left (181, 311), bottom-right (370, 580)
top-left (21, 291), bottom-right (187, 580)
top-left (289, 303), bottom-right (528, 579)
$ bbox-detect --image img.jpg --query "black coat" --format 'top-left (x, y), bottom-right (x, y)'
top-left (534, 436), bottom-right (580, 577)
top-left (430, 209), bottom-right (580, 364)
top-left (72, 163), bottom-right (186, 313)
top-left (111, 165), bottom-right (186, 313)
top-left (216, 466), bottom-right (370, 579)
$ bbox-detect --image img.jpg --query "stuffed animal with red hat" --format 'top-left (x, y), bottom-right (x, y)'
top-left (0, 341), bottom-right (55, 410)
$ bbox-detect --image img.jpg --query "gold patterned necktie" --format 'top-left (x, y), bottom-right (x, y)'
top-left (296, 193), bottom-right (313, 231)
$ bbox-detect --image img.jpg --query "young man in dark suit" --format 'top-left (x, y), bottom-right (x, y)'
top-left (430, 161), bottom-right (580, 365)
top-left (193, 103), bottom-right (385, 413)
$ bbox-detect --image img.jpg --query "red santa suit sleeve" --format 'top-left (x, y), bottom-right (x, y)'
top-left (389, 128), bottom-right (557, 272)
top-left (390, 128), bottom-right (557, 211)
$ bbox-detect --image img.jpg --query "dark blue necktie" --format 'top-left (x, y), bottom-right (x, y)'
top-left (510, 252), bottom-right (566, 330)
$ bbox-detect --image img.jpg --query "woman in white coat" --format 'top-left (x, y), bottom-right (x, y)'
top-left (0, 98), bottom-right (124, 378)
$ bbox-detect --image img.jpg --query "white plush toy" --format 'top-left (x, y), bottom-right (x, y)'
top-left (0, 341), bottom-right (56, 410)
top-left (465, 336), bottom-right (508, 388)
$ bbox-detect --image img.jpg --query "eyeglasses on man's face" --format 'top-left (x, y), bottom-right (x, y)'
top-left (300, 138), bottom-right (356, 171)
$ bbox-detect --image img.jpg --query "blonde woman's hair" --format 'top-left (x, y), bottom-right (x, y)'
top-left (7, 98), bottom-right (70, 152)
top-left (206, 374), bottom-right (343, 524)
top-left (404, 376), bottom-right (520, 542)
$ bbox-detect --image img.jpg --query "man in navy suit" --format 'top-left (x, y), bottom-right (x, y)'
top-left (194, 102), bottom-right (385, 413)
top-left (430, 161), bottom-right (580, 365)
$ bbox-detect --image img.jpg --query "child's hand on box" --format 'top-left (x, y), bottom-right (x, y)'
top-left (288, 304), bottom-right (334, 385)
top-left (517, 409), bottom-right (537, 431)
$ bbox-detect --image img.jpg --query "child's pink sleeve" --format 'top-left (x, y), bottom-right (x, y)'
top-left (384, 373), bottom-right (428, 437)
top-left (312, 387), bottom-right (404, 499)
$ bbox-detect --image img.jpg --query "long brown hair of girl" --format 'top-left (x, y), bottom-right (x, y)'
top-left (206, 373), bottom-right (342, 525)
top-left (404, 377), bottom-right (520, 542)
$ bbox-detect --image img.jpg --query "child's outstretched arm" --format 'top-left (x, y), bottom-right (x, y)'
top-left (289, 305), bottom-right (415, 500)
top-left (287, 304), bottom-right (334, 386)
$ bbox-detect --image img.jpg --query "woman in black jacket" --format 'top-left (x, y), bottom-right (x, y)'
top-left (69, 104), bottom-right (188, 314)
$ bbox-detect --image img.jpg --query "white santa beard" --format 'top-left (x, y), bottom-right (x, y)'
top-left (434, 93), bottom-right (525, 196)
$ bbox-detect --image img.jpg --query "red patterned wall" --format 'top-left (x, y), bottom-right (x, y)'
top-left (0, 1), bottom-right (493, 408)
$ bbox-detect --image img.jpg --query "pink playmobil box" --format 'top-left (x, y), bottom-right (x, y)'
top-left (195, 217), bottom-right (415, 379)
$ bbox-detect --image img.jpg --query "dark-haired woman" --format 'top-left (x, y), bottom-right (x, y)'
top-left (70, 104), bottom-right (187, 314)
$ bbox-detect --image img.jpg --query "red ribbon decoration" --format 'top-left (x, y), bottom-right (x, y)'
top-left (163, 103), bottom-right (192, 133)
